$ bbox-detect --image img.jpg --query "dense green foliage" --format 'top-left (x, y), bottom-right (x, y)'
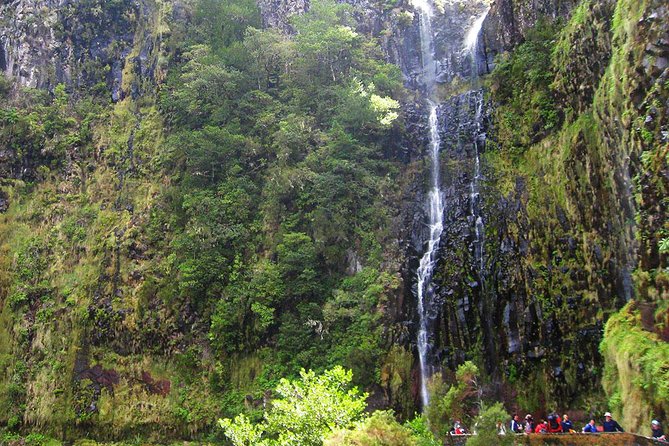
top-left (601, 302), bottom-right (669, 436)
top-left (220, 366), bottom-right (367, 445)
top-left (425, 362), bottom-right (480, 439)
top-left (465, 402), bottom-right (512, 446)
top-left (487, 22), bottom-right (562, 156)
top-left (221, 367), bottom-right (443, 446)
top-left (151, 0), bottom-right (407, 403)
top-left (325, 411), bottom-right (418, 446)
top-left (0, 0), bottom-right (667, 440)
top-left (0, 0), bottom-right (409, 439)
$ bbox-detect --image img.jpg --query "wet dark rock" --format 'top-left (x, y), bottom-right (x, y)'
top-left (481, 0), bottom-right (580, 55)
top-left (593, 244), bottom-right (604, 263)
top-left (0, 190), bottom-right (8, 213)
top-left (0, 0), bottom-right (156, 96)
top-left (258, 0), bottom-right (308, 31)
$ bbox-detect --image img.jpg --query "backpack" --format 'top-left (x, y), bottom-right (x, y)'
top-left (549, 417), bottom-right (560, 430)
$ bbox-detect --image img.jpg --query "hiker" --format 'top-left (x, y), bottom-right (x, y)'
top-left (510, 414), bottom-right (524, 433)
top-left (524, 414), bottom-right (535, 434)
top-left (452, 421), bottom-right (466, 435)
top-left (651, 420), bottom-right (666, 441)
top-left (547, 413), bottom-right (563, 433)
top-left (582, 419), bottom-right (598, 433)
top-left (602, 412), bottom-right (624, 432)
top-left (561, 414), bottom-right (574, 433)
top-left (497, 420), bottom-right (507, 435)
top-left (534, 419), bottom-right (548, 433)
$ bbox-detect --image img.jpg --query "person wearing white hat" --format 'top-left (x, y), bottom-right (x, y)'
top-left (602, 412), bottom-right (624, 432)
top-left (651, 420), bottom-right (666, 441)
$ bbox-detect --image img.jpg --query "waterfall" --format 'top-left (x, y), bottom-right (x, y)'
top-left (464, 7), bottom-right (490, 77)
top-left (465, 8), bottom-right (489, 278)
top-left (411, 0), bottom-right (443, 409)
top-left (411, 0), bottom-right (490, 410)
top-left (469, 92), bottom-right (486, 276)
top-left (415, 101), bottom-right (444, 409)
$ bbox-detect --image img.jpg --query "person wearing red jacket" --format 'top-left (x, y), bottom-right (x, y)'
top-left (535, 420), bottom-right (548, 433)
top-left (547, 413), bottom-right (563, 433)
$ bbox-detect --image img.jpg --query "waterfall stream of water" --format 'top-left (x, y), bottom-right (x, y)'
top-left (411, 1), bottom-right (490, 410)
top-left (411, 0), bottom-right (442, 409)
top-left (466, 8), bottom-right (489, 277)
top-left (415, 100), bottom-right (444, 409)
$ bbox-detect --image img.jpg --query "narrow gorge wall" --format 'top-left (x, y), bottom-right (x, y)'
top-left (471, 0), bottom-right (668, 427)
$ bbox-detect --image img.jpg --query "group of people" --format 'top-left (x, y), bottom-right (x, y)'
top-left (579, 413), bottom-right (623, 433)
top-left (450, 411), bottom-right (667, 441)
top-left (509, 413), bottom-right (578, 434)
top-left (506, 411), bottom-right (667, 441)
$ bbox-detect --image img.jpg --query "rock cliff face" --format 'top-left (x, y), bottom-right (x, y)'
top-left (368, 0), bottom-right (667, 419)
top-left (257, 0), bottom-right (308, 29)
top-left (482, 0), bottom-right (580, 55)
top-left (0, 0), bottom-right (163, 99)
top-left (0, 0), bottom-right (666, 440)
top-left (463, 0), bottom-right (668, 422)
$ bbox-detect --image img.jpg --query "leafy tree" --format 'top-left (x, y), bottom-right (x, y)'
top-left (404, 416), bottom-right (441, 446)
top-left (466, 402), bottom-right (513, 446)
top-left (426, 361), bottom-right (481, 438)
top-left (325, 410), bottom-right (417, 446)
top-left (323, 268), bottom-right (399, 386)
top-left (292, 0), bottom-right (360, 84)
top-left (193, 0), bottom-right (261, 50)
top-left (168, 45), bottom-right (246, 128)
top-left (276, 232), bottom-right (319, 298)
top-left (219, 366), bottom-right (368, 446)
top-left (244, 28), bottom-right (296, 90)
top-left (210, 260), bottom-right (284, 353)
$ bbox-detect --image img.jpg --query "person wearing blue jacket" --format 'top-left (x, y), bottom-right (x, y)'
top-left (582, 419), bottom-right (598, 433)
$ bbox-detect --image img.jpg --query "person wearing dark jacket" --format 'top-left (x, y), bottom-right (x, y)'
top-left (651, 420), bottom-right (666, 441)
top-left (561, 414), bottom-right (574, 432)
top-left (510, 414), bottom-right (523, 433)
top-left (547, 413), bottom-right (563, 433)
top-left (602, 412), bottom-right (624, 432)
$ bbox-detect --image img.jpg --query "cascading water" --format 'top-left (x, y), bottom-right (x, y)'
top-left (464, 8), bottom-right (489, 277)
top-left (410, 0), bottom-right (491, 409)
top-left (469, 94), bottom-right (485, 274)
top-left (411, 0), bottom-right (443, 409)
top-left (415, 101), bottom-right (444, 409)
top-left (464, 7), bottom-right (490, 76)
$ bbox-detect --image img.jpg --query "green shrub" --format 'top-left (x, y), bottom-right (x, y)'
top-left (220, 367), bottom-right (368, 446)
top-left (325, 410), bottom-right (417, 446)
top-left (466, 402), bottom-right (513, 446)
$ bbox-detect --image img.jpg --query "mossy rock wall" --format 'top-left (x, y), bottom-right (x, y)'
top-left (439, 0), bottom-right (669, 417)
